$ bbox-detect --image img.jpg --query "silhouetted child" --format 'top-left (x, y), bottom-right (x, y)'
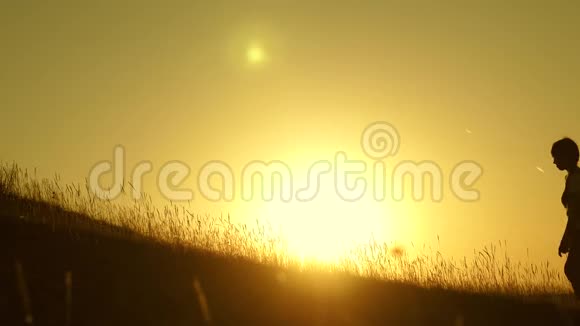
top-left (552, 138), bottom-right (580, 298)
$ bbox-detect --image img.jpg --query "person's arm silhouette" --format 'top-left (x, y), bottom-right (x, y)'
top-left (560, 230), bottom-right (571, 257)
top-left (559, 224), bottom-right (571, 257)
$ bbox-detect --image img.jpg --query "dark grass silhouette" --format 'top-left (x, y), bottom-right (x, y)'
top-left (1, 162), bottom-right (579, 325)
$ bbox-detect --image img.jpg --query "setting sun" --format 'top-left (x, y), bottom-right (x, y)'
top-left (257, 197), bottom-right (392, 263)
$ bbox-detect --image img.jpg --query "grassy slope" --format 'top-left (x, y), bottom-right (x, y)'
top-left (0, 196), bottom-right (578, 325)
top-left (1, 162), bottom-right (579, 325)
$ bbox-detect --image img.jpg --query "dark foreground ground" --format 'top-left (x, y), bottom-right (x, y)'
top-left (1, 210), bottom-right (580, 326)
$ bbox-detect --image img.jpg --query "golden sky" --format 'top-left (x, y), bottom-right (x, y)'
top-left (2, 1), bottom-right (579, 264)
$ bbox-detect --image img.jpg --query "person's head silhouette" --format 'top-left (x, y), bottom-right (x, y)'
top-left (552, 138), bottom-right (579, 172)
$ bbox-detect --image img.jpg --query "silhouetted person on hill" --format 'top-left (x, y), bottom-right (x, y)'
top-left (552, 137), bottom-right (580, 298)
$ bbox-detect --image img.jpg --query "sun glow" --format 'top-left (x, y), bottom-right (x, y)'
top-left (257, 197), bottom-right (393, 263)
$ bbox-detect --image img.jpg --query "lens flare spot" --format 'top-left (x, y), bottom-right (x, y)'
top-left (247, 45), bottom-right (265, 64)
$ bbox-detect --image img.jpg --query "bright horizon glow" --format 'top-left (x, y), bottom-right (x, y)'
top-left (257, 197), bottom-right (394, 263)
